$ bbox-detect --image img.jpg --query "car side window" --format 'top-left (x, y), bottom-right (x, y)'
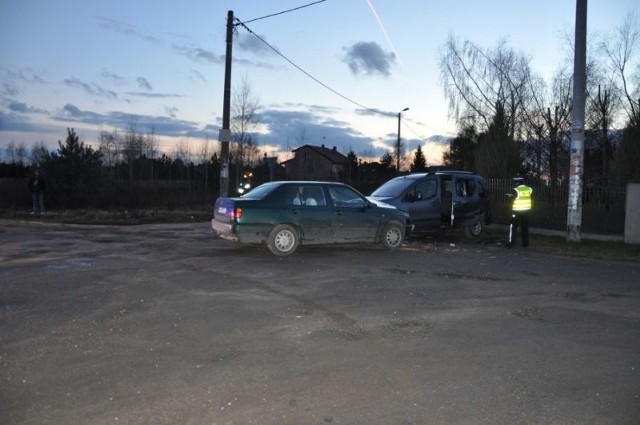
top-left (287, 186), bottom-right (302, 205)
top-left (300, 186), bottom-right (327, 206)
top-left (455, 178), bottom-right (476, 198)
top-left (287, 186), bottom-right (327, 206)
top-left (328, 186), bottom-right (366, 208)
top-left (410, 180), bottom-right (436, 201)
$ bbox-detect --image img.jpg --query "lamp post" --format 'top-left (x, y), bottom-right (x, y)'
top-left (396, 107), bottom-right (409, 173)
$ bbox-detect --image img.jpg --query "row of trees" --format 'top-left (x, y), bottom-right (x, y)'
top-left (0, 126), bottom-right (418, 210)
top-left (439, 15), bottom-right (640, 186)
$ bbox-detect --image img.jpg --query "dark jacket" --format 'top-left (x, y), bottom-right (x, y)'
top-left (28, 174), bottom-right (46, 193)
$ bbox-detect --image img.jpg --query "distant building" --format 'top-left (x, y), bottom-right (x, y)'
top-left (283, 144), bottom-right (347, 181)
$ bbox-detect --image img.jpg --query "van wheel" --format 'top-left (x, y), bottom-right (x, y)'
top-left (267, 224), bottom-right (299, 256)
top-left (464, 219), bottom-right (483, 238)
top-left (381, 221), bottom-right (404, 250)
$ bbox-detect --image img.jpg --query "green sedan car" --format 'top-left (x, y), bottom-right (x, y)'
top-left (211, 181), bottom-right (414, 255)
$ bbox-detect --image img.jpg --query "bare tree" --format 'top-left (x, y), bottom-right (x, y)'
top-left (197, 132), bottom-right (217, 191)
top-left (29, 141), bottom-right (50, 166)
top-left (231, 76), bottom-right (260, 180)
top-left (5, 141), bottom-right (28, 165)
top-left (99, 129), bottom-right (120, 171)
top-left (439, 35), bottom-right (534, 139)
top-left (521, 66), bottom-right (573, 186)
top-left (145, 127), bottom-right (159, 180)
top-left (598, 13), bottom-right (640, 121)
top-left (121, 120), bottom-right (145, 181)
top-left (587, 85), bottom-right (617, 184)
top-left (174, 138), bottom-right (193, 188)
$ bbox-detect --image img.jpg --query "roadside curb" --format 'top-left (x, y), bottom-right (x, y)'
top-left (486, 224), bottom-right (624, 242)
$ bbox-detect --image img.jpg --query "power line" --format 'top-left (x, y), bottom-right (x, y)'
top-left (237, 0), bottom-right (328, 25)
top-left (235, 7), bottom-right (453, 144)
top-left (236, 21), bottom-right (387, 117)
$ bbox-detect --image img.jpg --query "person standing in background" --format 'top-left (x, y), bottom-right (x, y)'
top-left (28, 166), bottom-right (46, 216)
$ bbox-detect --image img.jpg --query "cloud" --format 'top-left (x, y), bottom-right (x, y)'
top-left (342, 41), bottom-right (396, 77)
top-left (64, 77), bottom-right (118, 100)
top-left (101, 70), bottom-right (127, 86)
top-left (54, 103), bottom-right (206, 138)
top-left (136, 77), bottom-right (152, 91)
top-left (124, 92), bottom-right (182, 99)
top-left (1, 68), bottom-right (48, 97)
top-left (190, 69), bottom-right (206, 83)
top-left (7, 101), bottom-right (48, 115)
top-left (236, 33), bottom-right (273, 56)
top-left (97, 17), bottom-right (163, 45)
top-left (173, 44), bottom-right (224, 64)
top-left (257, 108), bottom-right (378, 156)
top-left (0, 110), bottom-right (52, 133)
top-left (2, 82), bottom-right (20, 97)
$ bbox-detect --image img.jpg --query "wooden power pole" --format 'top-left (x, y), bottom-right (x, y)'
top-left (219, 10), bottom-right (234, 197)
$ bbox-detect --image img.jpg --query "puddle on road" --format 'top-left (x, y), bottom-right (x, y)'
top-left (0, 304), bottom-right (19, 313)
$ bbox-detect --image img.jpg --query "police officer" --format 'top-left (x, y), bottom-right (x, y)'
top-left (507, 176), bottom-right (532, 247)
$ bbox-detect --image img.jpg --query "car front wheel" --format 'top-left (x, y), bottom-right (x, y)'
top-left (381, 221), bottom-right (404, 250)
top-left (267, 224), bottom-right (299, 256)
top-left (464, 219), bottom-right (483, 238)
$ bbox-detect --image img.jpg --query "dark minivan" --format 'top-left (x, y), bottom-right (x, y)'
top-left (368, 171), bottom-right (491, 238)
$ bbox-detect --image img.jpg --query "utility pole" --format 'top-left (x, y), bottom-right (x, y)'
top-left (567, 0), bottom-right (587, 242)
top-left (219, 10), bottom-right (234, 197)
top-left (396, 107), bottom-right (409, 173)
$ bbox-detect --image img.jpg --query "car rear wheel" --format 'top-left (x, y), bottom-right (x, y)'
top-left (381, 221), bottom-right (404, 250)
top-left (464, 219), bottom-right (483, 238)
top-left (267, 224), bottom-right (299, 256)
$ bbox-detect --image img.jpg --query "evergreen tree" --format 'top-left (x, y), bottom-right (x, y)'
top-left (42, 128), bottom-right (103, 207)
top-left (474, 102), bottom-right (522, 178)
top-left (443, 124), bottom-right (477, 170)
top-left (380, 152), bottom-right (394, 169)
top-left (410, 145), bottom-right (427, 172)
top-left (346, 149), bottom-right (358, 183)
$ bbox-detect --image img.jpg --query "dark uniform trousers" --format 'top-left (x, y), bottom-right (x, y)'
top-left (508, 211), bottom-right (529, 247)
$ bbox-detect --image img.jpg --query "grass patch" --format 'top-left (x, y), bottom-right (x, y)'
top-left (528, 234), bottom-right (640, 263)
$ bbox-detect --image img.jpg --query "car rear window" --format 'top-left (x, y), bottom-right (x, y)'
top-left (242, 183), bottom-right (278, 199)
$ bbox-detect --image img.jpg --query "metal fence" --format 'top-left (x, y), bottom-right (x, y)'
top-left (486, 179), bottom-right (626, 235)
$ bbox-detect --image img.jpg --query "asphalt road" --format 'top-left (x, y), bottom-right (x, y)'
top-left (1, 220), bottom-right (639, 425)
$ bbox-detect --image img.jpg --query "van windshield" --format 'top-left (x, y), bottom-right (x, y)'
top-left (370, 178), bottom-right (415, 197)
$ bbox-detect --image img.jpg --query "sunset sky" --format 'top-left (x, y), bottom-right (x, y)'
top-left (1, 0), bottom-right (637, 165)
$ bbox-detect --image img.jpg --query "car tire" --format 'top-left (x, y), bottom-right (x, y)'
top-left (464, 219), bottom-right (483, 238)
top-left (381, 221), bottom-right (404, 250)
top-left (267, 224), bottom-right (299, 256)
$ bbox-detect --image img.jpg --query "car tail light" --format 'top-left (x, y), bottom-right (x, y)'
top-left (233, 207), bottom-right (243, 220)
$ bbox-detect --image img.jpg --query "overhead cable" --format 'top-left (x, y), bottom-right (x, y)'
top-left (237, 0), bottom-right (328, 25)
top-left (237, 21), bottom-right (388, 118)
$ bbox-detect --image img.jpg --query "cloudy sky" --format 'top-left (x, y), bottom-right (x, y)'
top-left (1, 0), bottom-right (637, 165)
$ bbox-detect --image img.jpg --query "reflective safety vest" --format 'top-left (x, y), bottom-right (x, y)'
top-left (513, 185), bottom-right (532, 211)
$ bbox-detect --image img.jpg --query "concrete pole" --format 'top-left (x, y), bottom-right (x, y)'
top-left (396, 112), bottom-right (401, 172)
top-left (219, 10), bottom-right (234, 197)
top-left (567, 0), bottom-right (587, 242)
top-left (396, 107), bottom-right (408, 173)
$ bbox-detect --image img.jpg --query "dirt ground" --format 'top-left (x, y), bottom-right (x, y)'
top-left (1, 219), bottom-right (639, 425)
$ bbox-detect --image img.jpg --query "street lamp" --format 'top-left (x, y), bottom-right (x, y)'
top-left (396, 107), bottom-right (409, 172)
